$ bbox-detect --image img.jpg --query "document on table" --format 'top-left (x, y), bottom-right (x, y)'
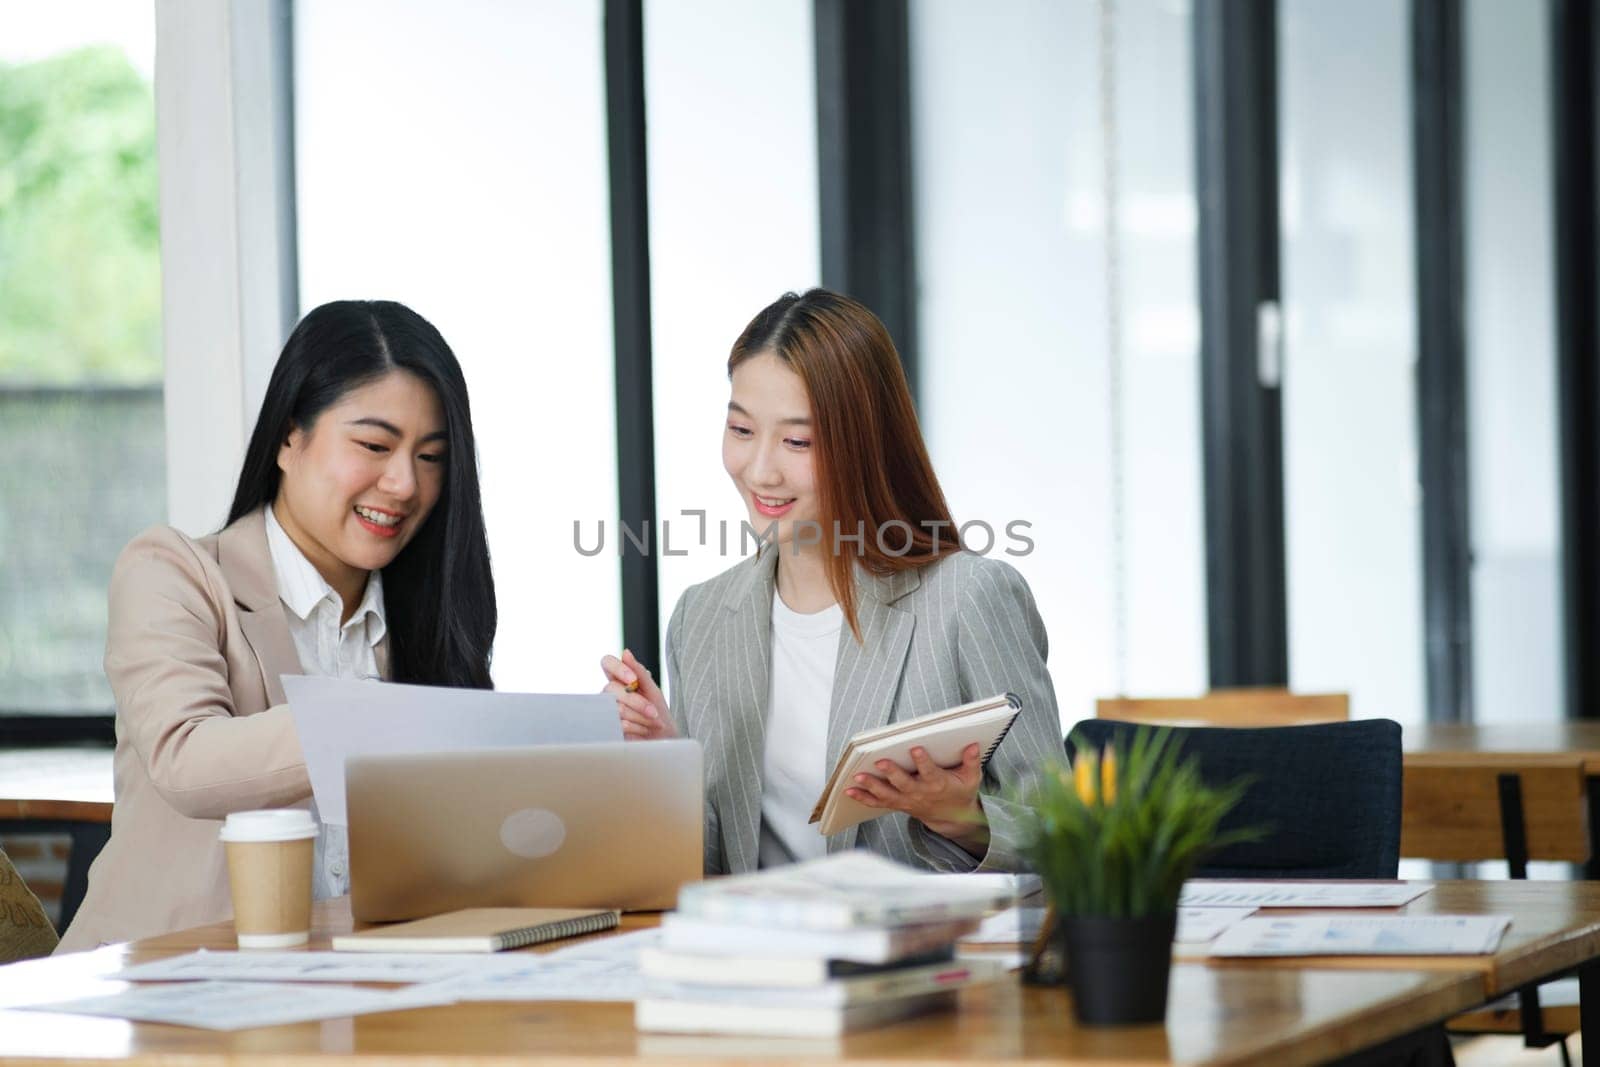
top-left (961, 905), bottom-right (1253, 947)
top-left (1174, 906), bottom-right (1258, 944)
top-left (962, 906), bottom-right (1048, 944)
top-left (1209, 914), bottom-right (1513, 957)
top-left (283, 675), bottom-right (621, 824)
top-left (115, 950), bottom-right (531, 985)
top-left (926, 872), bottom-right (1043, 900)
top-left (20, 980), bottom-right (457, 1030)
top-left (1179, 882), bottom-right (1433, 909)
top-left (413, 929), bottom-right (662, 1003)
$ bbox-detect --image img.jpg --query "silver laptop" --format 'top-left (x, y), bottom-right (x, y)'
top-left (346, 740), bottom-right (703, 922)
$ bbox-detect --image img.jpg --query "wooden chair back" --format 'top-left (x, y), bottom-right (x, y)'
top-left (1401, 755), bottom-right (1591, 868)
top-left (1095, 687), bottom-right (1349, 727)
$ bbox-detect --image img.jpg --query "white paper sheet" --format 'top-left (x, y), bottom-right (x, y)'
top-left (1209, 914), bottom-right (1513, 957)
top-left (955, 946), bottom-right (1030, 971)
top-left (962, 906), bottom-right (1048, 944)
top-left (541, 928), bottom-right (660, 962)
top-left (114, 950), bottom-right (531, 985)
top-left (20, 980), bottom-right (457, 1030)
top-left (283, 675), bottom-right (621, 824)
top-left (1174, 906), bottom-right (1258, 944)
top-left (1178, 881), bottom-right (1433, 909)
top-left (415, 929), bottom-right (662, 1002)
top-left (960, 905), bottom-right (1253, 947)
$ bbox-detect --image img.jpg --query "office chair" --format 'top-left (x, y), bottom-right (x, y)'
top-left (1067, 718), bottom-right (1402, 879)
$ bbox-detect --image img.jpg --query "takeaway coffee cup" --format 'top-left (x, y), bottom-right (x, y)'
top-left (219, 810), bottom-right (318, 948)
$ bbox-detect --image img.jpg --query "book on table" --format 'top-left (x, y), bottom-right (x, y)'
top-left (330, 907), bottom-right (618, 953)
top-left (645, 955), bottom-right (1004, 1007)
top-left (635, 959), bottom-right (1005, 1036)
top-left (658, 913), bottom-right (980, 965)
top-left (641, 851), bottom-right (1013, 1036)
top-left (638, 945), bottom-right (958, 988)
top-left (810, 692), bottom-right (1022, 836)
top-left (673, 851), bottom-right (1019, 930)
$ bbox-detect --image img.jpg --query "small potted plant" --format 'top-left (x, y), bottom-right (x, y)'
top-left (1018, 729), bottom-right (1256, 1025)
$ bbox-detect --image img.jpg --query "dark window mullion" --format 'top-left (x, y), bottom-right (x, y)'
top-left (603, 0), bottom-right (660, 667)
top-left (1412, 0), bottom-right (1473, 724)
top-left (1553, 0), bottom-right (1600, 720)
top-left (813, 0), bottom-right (919, 395)
top-left (1194, 0), bottom-right (1288, 688)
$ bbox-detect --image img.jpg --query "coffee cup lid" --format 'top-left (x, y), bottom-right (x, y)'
top-left (219, 809), bottom-right (319, 843)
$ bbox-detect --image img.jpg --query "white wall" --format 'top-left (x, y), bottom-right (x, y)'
top-left (295, 0), bottom-right (620, 692)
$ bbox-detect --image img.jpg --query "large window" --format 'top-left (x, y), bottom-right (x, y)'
top-left (1463, 0), bottom-right (1563, 725)
top-left (295, 0), bottom-right (620, 693)
top-left (0, 2), bottom-right (162, 716)
top-left (644, 0), bottom-right (821, 659)
top-left (1280, 0), bottom-right (1423, 723)
top-left (909, 0), bottom-right (1206, 729)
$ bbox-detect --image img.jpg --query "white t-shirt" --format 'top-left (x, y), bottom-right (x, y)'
top-left (757, 590), bottom-right (843, 868)
top-left (264, 504), bottom-right (385, 900)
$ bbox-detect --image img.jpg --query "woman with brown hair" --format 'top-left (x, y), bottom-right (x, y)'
top-left (601, 288), bottom-right (1061, 874)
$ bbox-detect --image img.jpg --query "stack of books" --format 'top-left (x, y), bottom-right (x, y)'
top-left (634, 853), bottom-right (1017, 1038)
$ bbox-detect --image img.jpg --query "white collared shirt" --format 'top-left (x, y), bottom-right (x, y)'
top-left (264, 504), bottom-right (386, 900)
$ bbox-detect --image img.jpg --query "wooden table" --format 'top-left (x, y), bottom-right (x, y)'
top-left (1404, 722), bottom-right (1600, 881)
top-left (1203, 881), bottom-right (1600, 998)
top-left (0, 898), bottom-right (1487, 1067)
top-left (0, 747), bottom-right (114, 931)
top-left (1404, 722), bottom-right (1600, 773)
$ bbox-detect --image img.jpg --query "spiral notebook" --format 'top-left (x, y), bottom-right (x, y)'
top-left (809, 693), bottom-right (1022, 837)
top-left (331, 908), bottom-right (620, 953)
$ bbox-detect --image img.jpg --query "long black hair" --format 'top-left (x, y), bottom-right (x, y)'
top-left (227, 300), bottom-right (496, 689)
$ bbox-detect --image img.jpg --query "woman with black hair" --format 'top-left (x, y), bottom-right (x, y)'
top-left (57, 300), bottom-right (495, 951)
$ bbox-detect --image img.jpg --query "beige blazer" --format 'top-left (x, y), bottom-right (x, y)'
top-left (57, 508), bottom-right (386, 952)
top-left (664, 547), bottom-right (1065, 876)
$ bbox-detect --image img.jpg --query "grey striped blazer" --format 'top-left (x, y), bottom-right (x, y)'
top-left (662, 546), bottom-right (1064, 876)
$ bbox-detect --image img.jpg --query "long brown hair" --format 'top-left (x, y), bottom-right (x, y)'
top-left (729, 288), bottom-right (958, 639)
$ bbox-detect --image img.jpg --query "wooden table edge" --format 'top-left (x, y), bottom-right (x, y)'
top-left (0, 798), bottom-right (114, 822)
top-left (1260, 969), bottom-right (1486, 1067)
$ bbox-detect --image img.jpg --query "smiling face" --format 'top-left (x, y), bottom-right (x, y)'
top-left (273, 369), bottom-right (447, 599)
top-left (723, 351), bottom-right (820, 548)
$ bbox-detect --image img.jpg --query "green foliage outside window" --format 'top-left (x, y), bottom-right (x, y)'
top-left (0, 45), bottom-right (161, 384)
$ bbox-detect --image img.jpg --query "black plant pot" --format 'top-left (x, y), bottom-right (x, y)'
top-left (1059, 912), bottom-right (1177, 1026)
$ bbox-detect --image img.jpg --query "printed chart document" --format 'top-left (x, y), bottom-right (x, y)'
top-left (1210, 915), bottom-right (1513, 957)
top-left (1174, 907), bottom-right (1258, 944)
top-left (114, 950), bottom-right (531, 985)
top-left (414, 929), bottom-right (661, 1003)
top-left (962, 905), bottom-right (1254, 947)
top-left (283, 675), bottom-right (620, 824)
top-left (21, 981), bottom-right (457, 1030)
top-left (1179, 882), bottom-right (1433, 909)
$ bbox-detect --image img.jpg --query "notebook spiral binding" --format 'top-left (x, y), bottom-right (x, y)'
top-left (496, 911), bottom-right (619, 951)
top-left (979, 692), bottom-right (1024, 766)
